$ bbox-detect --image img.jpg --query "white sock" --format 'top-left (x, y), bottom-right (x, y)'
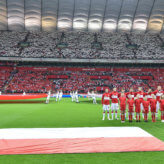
top-left (115, 112), bottom-right (117, 118)
top-left (103, 113), bottom-right (105, 119)
top-left (107, 112), bottom-right (109, 119)
top-left (111, 112), bottom-right (113, 119)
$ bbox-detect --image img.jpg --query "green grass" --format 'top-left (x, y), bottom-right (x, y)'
top-left (0, 98), bottom-right (164, 164)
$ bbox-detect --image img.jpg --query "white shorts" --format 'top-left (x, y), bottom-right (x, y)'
top-left (140, 103), bottom-right (144, 111)
top-left (111, 103), bottom-right (119, 111)
top-left (156, 101), bottom-right (160, 112)
top-left (103, 105), bottom-right (110, 111)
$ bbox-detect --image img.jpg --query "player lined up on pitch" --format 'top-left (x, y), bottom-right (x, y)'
top-left (101, 86), bottom-right (164, 123)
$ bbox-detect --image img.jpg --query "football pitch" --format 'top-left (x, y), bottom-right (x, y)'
top-left (0, 98), bottom-right (164, 164)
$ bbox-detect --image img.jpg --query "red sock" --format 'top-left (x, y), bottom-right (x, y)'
top-left (153, 114), bottom-right (156, 122)
top-left (136, 114), bottom-right (138, 120)
top-left (121, 115), bottom-right (123, 121)
top-left (130, 114), bottom-right (132, 121)
top-left (123, 114), bottom-right (125, 121)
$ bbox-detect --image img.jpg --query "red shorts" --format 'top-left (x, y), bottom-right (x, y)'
top-left (120, 105), bottom-right (126, 111)
top-left (135, 107), bottom-right (141, 113)
top-left (144, 109), bottom-right (149, 114)
top-left (151, 107), bottom-right (156, 113)
top-left (161, 107), bottom-right (164, 111)
top-left (129, 107), bottom-right (133, 112)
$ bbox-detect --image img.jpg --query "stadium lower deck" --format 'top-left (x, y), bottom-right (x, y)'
top-left (0, 63), bottom-right (163, 94)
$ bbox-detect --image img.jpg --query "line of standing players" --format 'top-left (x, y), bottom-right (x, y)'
top-left (101, 86), bottom-right (164, 123)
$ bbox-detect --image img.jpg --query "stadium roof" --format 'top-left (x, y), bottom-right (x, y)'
top-left (0, 0), bottom-right (164, 33)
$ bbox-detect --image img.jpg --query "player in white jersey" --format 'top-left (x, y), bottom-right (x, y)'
top-left (59, 90), bottom-right (63, 101)
top-left (56, 90), bottom-right (59, 101)
top-left (70, 91), bottom-right (74, 102)
top-left (87, 91), bottom-right (92, 100)
top-left (75, 90), bottom-right (79, 103)
top-left (0, 91), bottom-right (1, 95)
top-left (23, 91), bottom-right (26, 95)
top-left (72, 91), bottom-right (76, 102)
top-left (91, 91), bottom-right (97, 104)
top-left (46, 90), bottom-right (51, 104)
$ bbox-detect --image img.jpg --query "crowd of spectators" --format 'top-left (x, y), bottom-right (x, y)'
top-left (0, 31), bottom-right (164, 60)
top-left (0, 66), bottom-right (163, 94)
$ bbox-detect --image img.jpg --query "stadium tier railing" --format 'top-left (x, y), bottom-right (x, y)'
top-left (0, 57), bottom-right (163, 64)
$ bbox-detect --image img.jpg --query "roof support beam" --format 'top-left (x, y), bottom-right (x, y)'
top-left (145, 0), bottom-right (156, 33)
top-left (131, 0), bottom-right (140, 33)
top-left (72, 0), bottom-right (76, 31)
top-left (101, 0), bottom-right (108, 32)
top-left (87, 0), bottom-right (92, 31)
top-left (6, 0), bottom-right (8, 30)
top-left (116, 0), bottom-right (124, 32)
top-left (56, 0), bottom-right (59, 30)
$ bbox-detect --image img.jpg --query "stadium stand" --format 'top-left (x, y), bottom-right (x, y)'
top-left (0, 65), bottom-right (163, 93)
top-left (0, 32), bottom-right (164, 60)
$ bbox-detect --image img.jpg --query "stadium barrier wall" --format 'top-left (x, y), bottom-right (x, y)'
top-left (0, 57), bottom-right (164, 64)
top-left (0, 94), bottom-right (47, 100)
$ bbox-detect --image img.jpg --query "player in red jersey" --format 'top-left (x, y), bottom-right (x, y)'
top-left (135, 87), bottom-right (145, 119)
top-left (126, 88), bottom-right (135, 100)
top-left (160, 95), bottom-right (164, 122)
top-left (126, 88), bottom-right (135, 120)
top-left (101, 88), bottom-right (110, 120)
top-left (119, 93), bottom-right (126, 123)
top-left (145, 89), bottom-right (153, 112)
top-left (145, 89), bottom-right (153, 102)
top-left (127, 95), bottom-right (134, 122)
top-left (110, 88), bottom-right (119, 120)
top-left (150, 94), bottom-right (157, 122)
top-left (143, 97), bottom-right (150, 122)
top-left (134, 94), bottom-right (142, 122)
top-left (152, 86), bottom-right (163, 119)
